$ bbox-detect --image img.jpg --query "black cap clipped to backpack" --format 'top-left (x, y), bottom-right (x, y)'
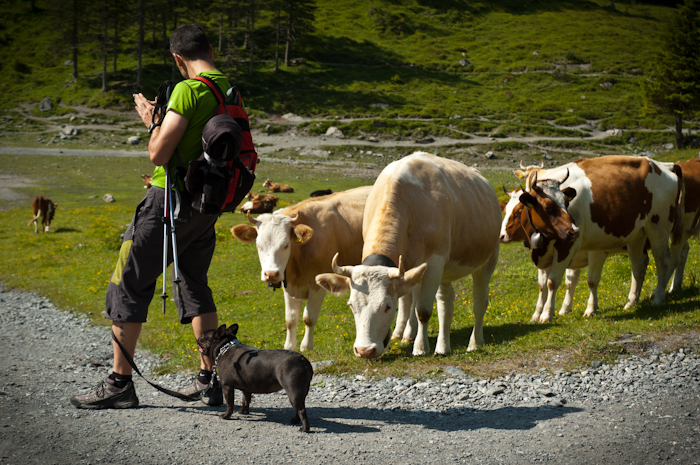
top-left (201, 114), bottom-right (243, 167)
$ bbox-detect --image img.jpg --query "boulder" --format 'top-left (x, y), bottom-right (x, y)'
top-left (38, 97), bottom-right (53, 112)
top-left (103, 194), bottom-right (115, 203)
top-left (128, 135), bottom-right (140, 145)
top-left (325, 126), bottom-right (344, 138)
top-left (459, 59), bottom-right (471, 67)
top-left (63, 125), bottom-right (81, 136)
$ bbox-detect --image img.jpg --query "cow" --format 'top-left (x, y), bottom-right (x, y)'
top-left (241, 198), bottom-right (277, 214)
top-left (500, 188), bottom-right (637, 319)
top-left (511, 155), bottom-right (684, 323)
top-left (670, 157), bottom-right (700, 293)
top-left (231, 186), bottom-right (373, 351)
top-left (141, 174), bottom-right (152, 189)
top-left (28, 196), bottom-right (57, 233)
top-left (263, 179), bottom-right (294, 193)
top-left (247, 192), bottom-right (278, 202)
top-left (315, 152), bottom-right (502, 358)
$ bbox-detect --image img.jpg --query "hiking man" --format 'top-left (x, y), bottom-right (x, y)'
top-left (71, 23), bottom-right (234, 409)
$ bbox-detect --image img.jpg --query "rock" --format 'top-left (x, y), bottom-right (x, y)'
top-left (63, 125), bottom-right (81, 136)
top-left (264, 124), bottom-right (271, 132)
top-left (542, 151), bottom-right (552, 160)
top-left (599, 81), bottom-right (613, 89)
top-left (459, 59), bottom-right (471, 67)
top-left (103, 194), bottom-right (115, 203)
top-left (591, 361), bottom-right (602, 368)
top-left (533, 51), bottom-right (539, 56)
top-left (325, 126), bottom-right (344, 138)
top-left (370, 103), bottom-right (389, 109)
top-left (281, 113), bottom-right (303, 122)
top-left (311, 360), bottom-right (333, 370)
top-left (606, 129), bottom-right (623, 136)
top-left (64, 60), bottom-right (73, 66)
top-left (69, 115), bottom-right (76, 123)
top-left (127, 136), bottom-right (140, 145)
top-left (536, 389), bottom-right (554, 397)
top-left (665, 143), bottom-right (674, 150)
top-left (485, 151), bottom-right (496, 159)
top-left (58, 132), bottom-right (68, 140)
top-left (38, 97), bottom-right (53, 112)
top-left (368, 137), bottom-right (379, 143)
top-left (487, 387), bottom-right (504, 396)
top-left (443, 366), bottom-right (465, 376)
top-left (415, 137), bottom-right (435, 144)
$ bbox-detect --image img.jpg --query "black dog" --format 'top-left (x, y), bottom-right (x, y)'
top-left (197, 324), bottom-right (314, 432)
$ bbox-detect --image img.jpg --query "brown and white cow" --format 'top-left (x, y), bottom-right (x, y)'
top-left (670, 157), bottom-right (700, 293)
top-left (141, 174), bottom-right (152, 189)
top-left (512, 155), bottom-right (684, 323)
top-left (500, 188), bottom-right (636, 319)
top-left (316, 152), bottom-right (501, 358)
top-left (28, 196), bottom-right (57, 233)
top-left (231, 186), bottom-right (372, 351)
top-left (247, 192), bottom-right (278, 202)
top-left (263, 179), bottom-right (295, 193)
top-left (240, 197), bottom-right (277, 214)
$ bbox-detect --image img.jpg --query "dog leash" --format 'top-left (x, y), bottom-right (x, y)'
top-left (111, 330), bottom-right (201, 402)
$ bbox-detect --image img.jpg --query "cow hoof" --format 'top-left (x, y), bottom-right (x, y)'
top-left (412, 349), bottom-right (428, 356)
top-left (583, 310), bottom-right (595, 317)
top-left (401, 337), bottom-right (415, 343)
top-left (538, 316), bottom-right (551, 324)
top-left (466, 343), bottom-right (478, 352)
top-left (390, 334), bottom-right (401, 341)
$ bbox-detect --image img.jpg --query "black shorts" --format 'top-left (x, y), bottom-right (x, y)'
top-left (105, 187), bottom-right (219, 324)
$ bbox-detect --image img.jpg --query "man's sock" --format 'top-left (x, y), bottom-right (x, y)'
top-left (108, 372), bottom-right (133, 389)
top-left (197, 369), bottom-right (213, 386)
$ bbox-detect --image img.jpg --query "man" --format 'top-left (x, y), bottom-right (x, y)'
top-left (71, 24), bottom-right (232, 409)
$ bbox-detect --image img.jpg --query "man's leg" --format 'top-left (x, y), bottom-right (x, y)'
top-left (191, 312), bottom-right (218, 370)
top-left (112, 321), bottom-right (142, 375)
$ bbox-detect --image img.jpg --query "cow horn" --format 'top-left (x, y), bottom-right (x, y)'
top-left (519, 159), bottom-right (526, 170)
top-left (558, 168), bottom-right (569, 184)
top-left (289, 214), bottom-right (299, 224)
top-left (502, 184), bottom-right (510, 196)
top-left (387, 256), bottom-right (405, 279)
top-left (331, 253), bottom-right (353, 277)
top-left (539, 160), bottom-right (544, 168)
top-left (526, 171), bottom-right (538, 191)
top-left (247, 211), bottom-right (260, 227)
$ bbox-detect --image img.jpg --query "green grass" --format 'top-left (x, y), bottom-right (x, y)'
top-left (1, 150), bottom-right (698, 381)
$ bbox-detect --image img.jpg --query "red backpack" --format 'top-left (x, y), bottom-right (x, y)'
top-left (183, 75), bottom-right (258, 214)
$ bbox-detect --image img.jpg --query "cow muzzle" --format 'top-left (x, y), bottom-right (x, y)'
top-left (354, 345), bottom-right (379, 359)
top-left (263, 270), bottom-right (281, 283)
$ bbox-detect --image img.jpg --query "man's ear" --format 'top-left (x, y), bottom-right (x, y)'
top-left (173, 53), bottom-right (184, 67)
top-left (315, 273), bottom-right (351, 296)
top-left (393, 263), bottom-right (427, 297)
top-left (519, 192), bottom-right (537, 208)
top-left (292, 224), bottom-right (314, 244)
top-left (231, 224), bottom-right (258, 243)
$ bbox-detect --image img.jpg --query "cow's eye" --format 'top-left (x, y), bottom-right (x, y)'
top-left (284, 243), bottom-right (290, 250)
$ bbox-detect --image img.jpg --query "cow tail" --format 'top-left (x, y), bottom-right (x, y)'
top-left (27, 211), bottom-right (41, 226)
top-left (671, 164), bottom-right (685, 247)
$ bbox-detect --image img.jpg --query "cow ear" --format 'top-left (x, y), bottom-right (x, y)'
top-left (499, 201), bottom-right (507, 212)
top-left (315, 273), bottom-right (351, 296)
top-left (292, 224), bottom-right (314, 244)
top-left (394, 263), bottom-right (427, 296)
top-left (519, 192), bottom-right (537, 208)
top-left (231, 224), bottom-right (258, 243)
top-left (562, 187), bottom-right (577, 201)
top-left (514, 169), bottom-right (526, 179)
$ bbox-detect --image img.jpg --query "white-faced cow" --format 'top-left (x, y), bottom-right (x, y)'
top-left (670, 157), bottom-right (700, 293)
top-left (512, 155), bottom-right (684, 323)
top-left (500, 188), bottom-right (635, 319)
top-left (231, 186), bottom-right (372, 351)
top-left (316, 152), bottom-right (501, 358)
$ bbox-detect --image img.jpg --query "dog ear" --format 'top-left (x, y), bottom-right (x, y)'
top-left (215, 324), bottom-right (227, 338)
top-left (228, 323), bottom-right (239, 336)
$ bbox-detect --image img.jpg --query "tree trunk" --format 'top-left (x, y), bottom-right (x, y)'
top-left (284, 2), bottom-right (291, 67)
top-left (274, 1), bottom-right (280, 72)
top-left (369, 0), bottom-right (373, 17)
top-left (137, 0), bottom-right (145, 87)
top-left (163, 10), bottom-right (168, 67)
top-left (113, 9), bottom-right (118, 73)
top-left (71, 0), bottom-right (78, 82)
top-left (249, 0), bottom-right (255, 77)
top-left (675, 112), bottom-right (684, 149)
top-left (102, 2), bottom-right (108, 92)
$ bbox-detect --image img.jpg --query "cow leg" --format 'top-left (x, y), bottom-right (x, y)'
top-left (583, 251), bottom-right (607, 317)
top-left (559, 268), bottom-right (580, 316)
top-left (412, 256), bottom-right (445, 356)
top-left (646, 229), bottom-right (673, 306)
top-left (670, 240), bottom-right (690, 294)
top-left (434, 282), bottom-right (455, 355)
top-left (392, 293), bottom-right (411, 340)
top-left (531, 268), bottom-right (549, 322)
top-left (540, 264), bottom-right (567, 323)
top-left (300, 287), bottom-right (325, 352)
top-left (283, 291), bottom-right (304, 351)
top-left (469, 248), bottom-right (498, 351)
top-left (403, 288), bottom-right (419, 342)
top-left (625, 237), bottom-right (649, 309)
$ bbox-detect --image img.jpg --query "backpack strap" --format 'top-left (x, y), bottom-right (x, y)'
top-left (194, 75), bottom-right (228, 115)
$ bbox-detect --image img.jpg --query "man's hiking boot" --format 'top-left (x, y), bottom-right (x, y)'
top-left (178, 375), bottom-right (223, 406)
top-left (70, 377), bottom-right (139, 409)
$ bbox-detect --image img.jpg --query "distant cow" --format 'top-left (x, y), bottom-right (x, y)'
top-left (240, 197), bottom-right (277, 214)
top-left (310, 189), bottom-right (333, 197)
top-left (263, 179), bottom-right (294, 193)
top-left (231, 186), bottom-right (372, 351)
top-left (247, 192), bottom-right (278, 202)
top-left (316, 152), bottom-right (501, 358)
top-left (141, 174), bottom-right (152, 189)
top-left (28, 196), bottom-right (57, 233)
top-left (512, 156), bottom-right (684, 323)
top-left (671, 157), bottom-right (700, 293)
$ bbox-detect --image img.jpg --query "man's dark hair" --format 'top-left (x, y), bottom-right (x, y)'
top-left (170, 24), bottom-right (211, 61)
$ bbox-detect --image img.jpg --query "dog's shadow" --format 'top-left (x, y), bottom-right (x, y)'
top-left (155, 401), bottom-right (581, 434)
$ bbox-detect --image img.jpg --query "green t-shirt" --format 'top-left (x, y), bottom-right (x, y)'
top-left (150, 70), bottom-right (232, 189)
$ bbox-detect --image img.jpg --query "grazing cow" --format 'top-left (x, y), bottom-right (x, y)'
top-left (500, 188), bottom-right (636, 318)
top-left (310, 189), bottom-right (333, 197)
top-left (240, 198), bottom-right (278, 214)
top-left (670, 157), bottom-right (700, 293)
top-left (513, 155), bottom-right (684, 323)
top-left (141, 174), bottom-right (152, 189)
top-left (316, 152), bottom-right (501, 358)
top-left (28, 196), bottom-right (57, 233)
top-left (231, 186), bottom-right (372, 351)
top-left (263, 179), bottom-right (294, 193)
top-left (247, 192), bottom-right (278, 202)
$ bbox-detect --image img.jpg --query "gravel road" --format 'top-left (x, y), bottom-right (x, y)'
top-left (1, 285), bottom-right (699, 465)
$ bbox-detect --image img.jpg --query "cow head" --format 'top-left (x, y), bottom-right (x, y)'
top-left (231, 212), bottom-right (313, 284)
top-left (499, 187), bottom-right (528, 243)
top-left (315, 254), bottom-right (427, 358)
top-left (45, 201), bottom-right (57, 232)
top-left (513, 160), bottom-right (544, 181)
top-left (518, 171), bottom-right (579, 244)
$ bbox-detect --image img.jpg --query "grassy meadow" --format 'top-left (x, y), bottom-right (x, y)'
top-left (1, 150), bottom-right (699, 380)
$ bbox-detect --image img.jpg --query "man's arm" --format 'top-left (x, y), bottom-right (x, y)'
top-left (133, 93), bottom-right (189, 167)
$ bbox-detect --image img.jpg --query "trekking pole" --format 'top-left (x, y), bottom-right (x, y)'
top-left (160, 164), bottom-right (170, 314)
top-left (166, 162), bottom-right (182, 307)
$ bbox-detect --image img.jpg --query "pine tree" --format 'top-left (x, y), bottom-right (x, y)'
top-left (643, 0), bottom-right (700, 148)
top-left (284, 0), bottom-right (315, 67)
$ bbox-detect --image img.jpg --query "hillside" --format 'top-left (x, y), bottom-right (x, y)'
top-left (0, 0), bottom-right (692, 153)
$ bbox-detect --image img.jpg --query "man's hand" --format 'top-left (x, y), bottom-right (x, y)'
top-left (134, 93), bottom-right (157, 128)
